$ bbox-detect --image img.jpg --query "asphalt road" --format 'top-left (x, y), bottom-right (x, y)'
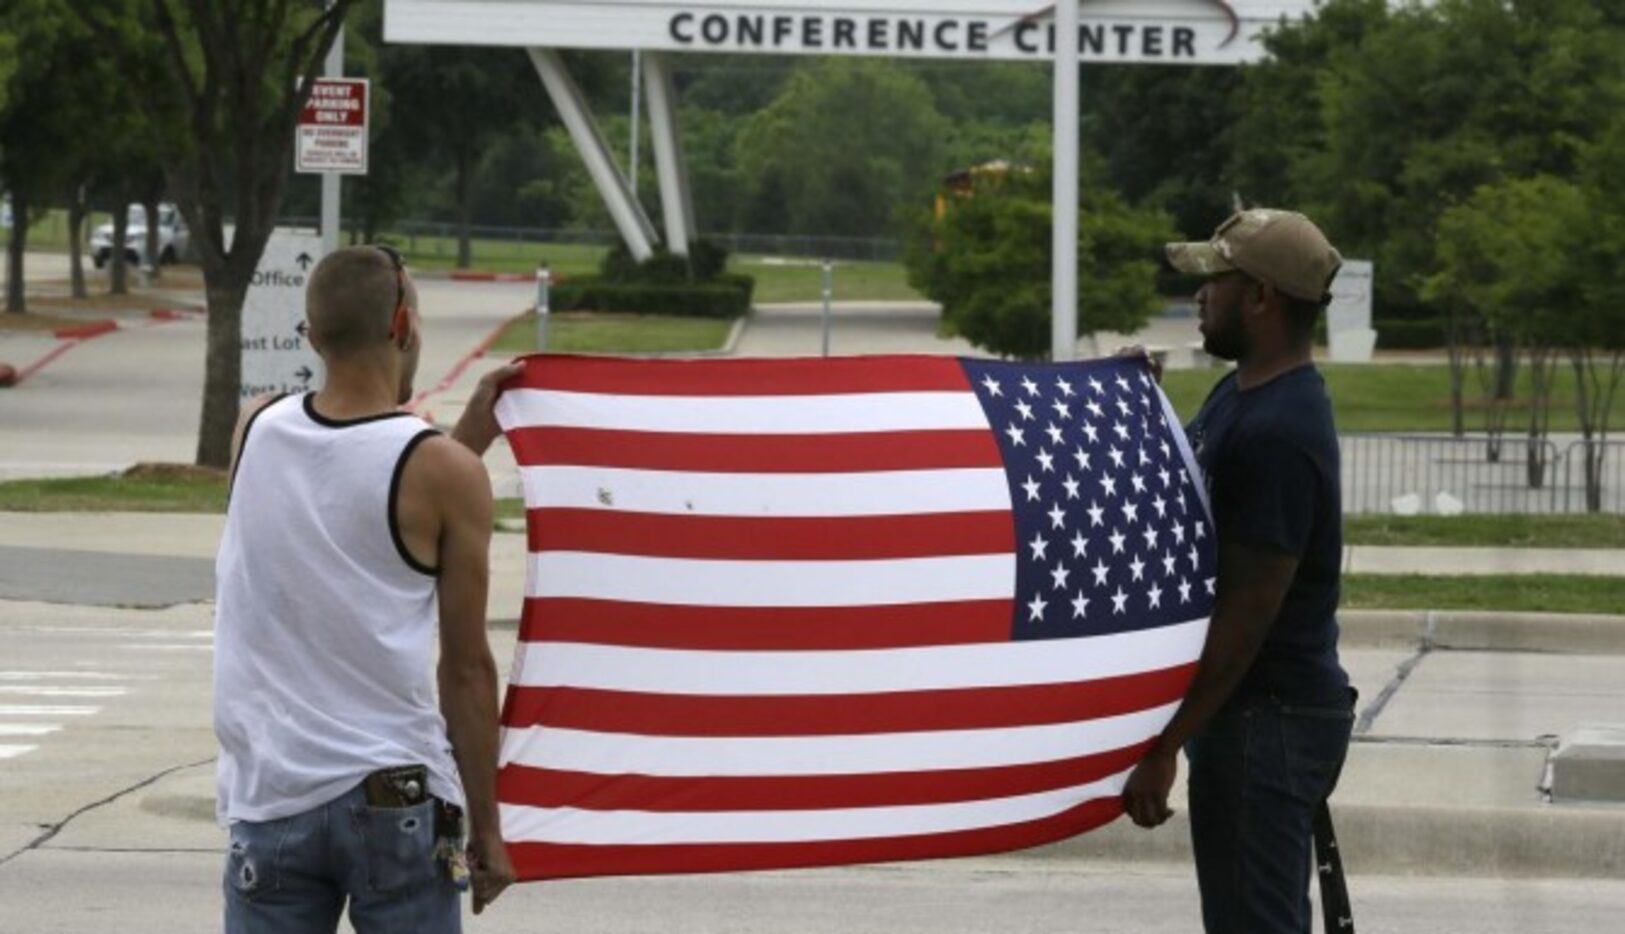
top-left (2, 600), bottom-right (1623, 932)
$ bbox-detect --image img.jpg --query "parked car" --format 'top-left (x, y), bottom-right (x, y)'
top-left (91, 203), bottom-right (191, 269)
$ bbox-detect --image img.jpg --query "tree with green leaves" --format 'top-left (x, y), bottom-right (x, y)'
top-left (736, 59), bottom-right (949, 239)
top-left (906, 159), bottom-right (1172, 360)
top-left (1236, 0), bottom-right (1625, 440)
top-left (380, 41), bottom-right (536, 268)
top-left (1429, 176), bottom-right (1588, 489)
top-left (69, 0), bottom-right (355, 466)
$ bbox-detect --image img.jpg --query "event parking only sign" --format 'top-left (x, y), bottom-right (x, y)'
top-left (241, 231), bottom-right (324, 401)
top-left (297, 78), bottom-right (369, 174)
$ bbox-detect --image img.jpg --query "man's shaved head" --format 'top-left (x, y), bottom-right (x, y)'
top-left (306, 247), bottom-right (402, 358)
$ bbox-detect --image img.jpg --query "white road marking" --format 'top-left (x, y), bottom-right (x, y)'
top-left (0, 724), bottom-right (60, 737)
top-left (0, 671), bottom-right (130, 681)
top-left (0, 686), bottom-right (127, 698)
top-left (0, 745), bottom-right (38, 759)
top-left (0, 705), bottom-right (100, 717)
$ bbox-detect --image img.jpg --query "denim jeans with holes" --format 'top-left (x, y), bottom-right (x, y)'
top-left (1185, 694), bottom-right (1355, 934)
top-left (223, 782), bottom-right (461, 934)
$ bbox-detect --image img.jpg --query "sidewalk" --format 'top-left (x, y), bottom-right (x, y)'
top-left (2, 510), bottom-right (1622, 880)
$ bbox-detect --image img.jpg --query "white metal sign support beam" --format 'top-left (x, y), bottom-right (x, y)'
top-left (643, 52), bottom-right (698, 257)
top-left (527, 47), bottom-right (660, 261)
top-left (1051, 0), bottom-right (1079, 362)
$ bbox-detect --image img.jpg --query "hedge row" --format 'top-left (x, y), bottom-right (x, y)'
top-left (1375, 317), bottom-right (1446, 350)
top-left (552, 273), bottom-right (755, 319)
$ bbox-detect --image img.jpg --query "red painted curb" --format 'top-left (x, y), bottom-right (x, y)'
top-left (150, 308), bottom-right (199, 321)
top-left (406, 309), bottom-right (529, 414)
top-left (450, 270), bottom-right (534, 283)
top-left (53, 320), bottom-right (119, 340)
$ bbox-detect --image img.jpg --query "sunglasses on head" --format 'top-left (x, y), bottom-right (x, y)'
top-left (373, 244), bottom-right (406, 316)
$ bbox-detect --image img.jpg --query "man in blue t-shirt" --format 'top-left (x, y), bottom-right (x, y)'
top-left (1122, 209), bottom-right (1355, 934)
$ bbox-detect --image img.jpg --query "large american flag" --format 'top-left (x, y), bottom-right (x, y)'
top-left (492, 354), bottom-right (1214, 881)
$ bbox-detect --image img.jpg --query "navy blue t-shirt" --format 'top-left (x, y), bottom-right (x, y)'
top-left (1185, 365), bottom-right (1350, 707)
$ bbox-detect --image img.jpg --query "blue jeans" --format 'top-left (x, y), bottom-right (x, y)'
top-left (1186, 694), bottom-right (1354, 934)
top-left (223, 782), bottom-right (461, 934)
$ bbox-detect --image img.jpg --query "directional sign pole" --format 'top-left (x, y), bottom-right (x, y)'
top-left (320, 7), bottom-right (343, 256)
top-left (1052, 0), bottom-right (1080, 362)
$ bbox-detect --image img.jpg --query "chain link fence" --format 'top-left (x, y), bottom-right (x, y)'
top-left (1341, 434), bottom-right (1625, 515)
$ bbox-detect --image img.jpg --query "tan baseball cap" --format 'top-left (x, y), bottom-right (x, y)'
top-left (1166, 208), bottom-right (1343, 302)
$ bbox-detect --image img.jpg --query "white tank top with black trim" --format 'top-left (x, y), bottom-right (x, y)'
top-left (213, 393), bottom-right (464, 824)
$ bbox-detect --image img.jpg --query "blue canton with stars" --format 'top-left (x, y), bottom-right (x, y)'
top-left (959, 357), bottom-right (1218, 641)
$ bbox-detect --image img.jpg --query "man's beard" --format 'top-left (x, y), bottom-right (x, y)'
top-left (1202, 310), bottom-right (1247, 361)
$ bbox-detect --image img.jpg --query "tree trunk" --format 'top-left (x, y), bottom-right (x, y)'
top-left (141, 189), bottom-right (162, 281)
top-left (1494, 337), bottom-right (1517, 400)
top-left (1524, 348), bottom-right (1556, 490)
top-left (5, 190), bottom-right (27, 313)
top-left (109, 199), bottom-right (131, 295)
top-left (1445, 304), bottom-right (1466, 437)
top-left (194, 264), bottom-right (253, 467)
top-left (68, 187), bottom-right (88, 300)
top-left (455, 149), bottom-right (473, 270)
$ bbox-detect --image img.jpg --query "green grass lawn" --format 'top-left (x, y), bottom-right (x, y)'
top-left (1160, 363), bottom-right (1597, 433)
top-left (737, 256), bottom-right (922, 304)
top-left (1341, 574), bottom-right (1624, 614)
top-left (0, 471), bottom-right (226, 513)
top-left (379, 233), bottom-right (925, 304)
top-left (489, 312), bottom-right (734, 355)
top-left (1343, 514), bottom-right (1625, 548)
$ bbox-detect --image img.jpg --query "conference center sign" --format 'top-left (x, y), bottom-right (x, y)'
top-left (385, 1), bottom-right (1299, 66)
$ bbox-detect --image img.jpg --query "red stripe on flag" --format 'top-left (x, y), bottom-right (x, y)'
top-left (507, 427), bottom-right (1003, 472)
top-left (497, 742), bottom-right (1151, 812)
top-left (520, 598), bottom-right (1015, 650)
top-left (528, 510), bottom-right (1015, 560)
top-left (501, 665), bottom-right (1195, 735)
top-left (507, 354), bottom-right (972, 396)
top-left (504, 796), bottom-right (1124, 881)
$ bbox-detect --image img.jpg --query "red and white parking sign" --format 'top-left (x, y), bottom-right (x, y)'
top-left (296, 78), bottom-right (369, 175)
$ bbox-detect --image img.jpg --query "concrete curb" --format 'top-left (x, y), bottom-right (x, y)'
top-left (1341, 609), bottom-right (1625, 655)
top-left (1025, 799), bottom-right (1625, 880)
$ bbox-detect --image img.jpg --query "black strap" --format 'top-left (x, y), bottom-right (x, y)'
top-left (1313, 799), bottom-right (1355, 933)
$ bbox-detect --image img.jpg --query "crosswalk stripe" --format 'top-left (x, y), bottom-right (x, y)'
top-left (0, 705), bottom-right (100, 716)
top-left (0, 724), bottom-right (60, 737)
top-left (0, 671), bottom-right (129, 681)
top-left (0, 686), bottom-right (127, 698)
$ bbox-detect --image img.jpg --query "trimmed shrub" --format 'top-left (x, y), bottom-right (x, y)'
top-left (1374, 317), bottom-right (1447, 350)
top-left (553, 278), bottom-right (753, 319)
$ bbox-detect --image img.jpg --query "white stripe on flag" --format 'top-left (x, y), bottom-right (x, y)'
top-left (497, 389), bottom-right (989, 434)
top-left (527, 553), bottom-right (1017, 605)
top-left (519, 466), bottom-right (1013, 516)
top-left (500, 704), bottom-right (1175, 776)
top-left (512, 618), bottom-right (1207, 694)
top-left (500, 771), bottom-right (1130, 845)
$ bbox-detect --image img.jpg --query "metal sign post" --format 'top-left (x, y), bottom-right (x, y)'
top-left (535, 263), bottom-right (553, 352)
top-left (821, 259), bottom-right (834, 357)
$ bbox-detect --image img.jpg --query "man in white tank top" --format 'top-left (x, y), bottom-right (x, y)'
top-left (215, 245), bottom-right (521, 932)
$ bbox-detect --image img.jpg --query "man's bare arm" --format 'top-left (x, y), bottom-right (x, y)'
top-left (1122, 541), bottom-right (1298, 828)
top-left (451, 361), bottom-right (526, 455)
top-left (424, 438), bottom-right (515, 912)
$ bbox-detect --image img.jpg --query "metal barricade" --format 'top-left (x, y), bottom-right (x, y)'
top-left (1562, 439), bottom-right (1625, 514)
top-left (1340, 434), bottom-right (1573, 515)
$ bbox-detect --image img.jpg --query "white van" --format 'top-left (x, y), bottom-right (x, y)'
top-left (91, 204), bottom-right (191, 269)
